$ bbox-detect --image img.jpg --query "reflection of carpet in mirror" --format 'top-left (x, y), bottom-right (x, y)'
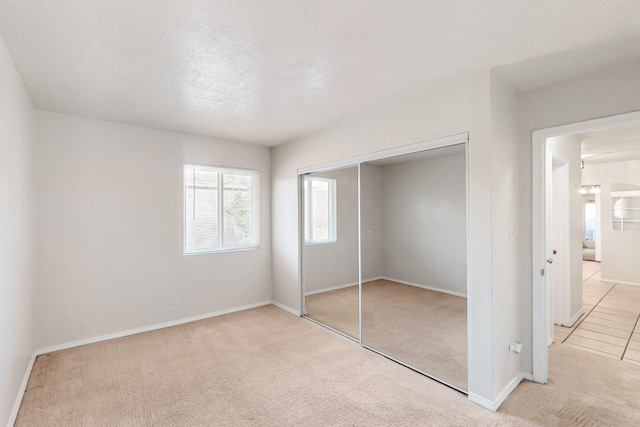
top-left (305, 279), bottom-right (467, 392)
top-left (305, 285), bottom-right (360, 339)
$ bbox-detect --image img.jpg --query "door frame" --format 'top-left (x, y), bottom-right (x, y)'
top-left (532, 111), bottom-right (640, 384)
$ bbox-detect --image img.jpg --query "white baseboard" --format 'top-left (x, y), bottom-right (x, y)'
top-left (271, 300), bottom-right (301, 316)
top-left (494, 372), bottom-right (527, 409)
top-left (306, 277), bottom-right (467, 298)
top-left (600, 277), bottom-right (640, 287)
top-left (11, 301), bottom-right (275, 426)
top-left (7, 353), bottom-right (37, 427)
top-left (468, 393), bottom-right (496, 412)
top-left (304, 277), bottom-right (383, 296)
top-left (381, 276), bottom-right (467, 298)
top-left (562, 309), bottom-right (584, 328)
top-left (35, 300), bottom-right (272, 356)
top-left (468, 372), bottom-right (529, 412)
top-left (305, 281), bottom-right (358, 296)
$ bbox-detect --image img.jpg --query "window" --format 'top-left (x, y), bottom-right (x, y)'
top-left (304, 176), bottom-right (336, 244)
top-left (184, 165), bottom-right (259, 254)
top-left (584, 201), bottom-right (596, 241)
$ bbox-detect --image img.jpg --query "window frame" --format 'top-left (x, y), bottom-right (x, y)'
top-left (304, 176), bottom-right (337, 245)
top-left (183, 164), bottom-right (260, 255)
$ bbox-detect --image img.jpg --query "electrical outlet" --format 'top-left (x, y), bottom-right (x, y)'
top-left (170, 293), bottom-right (178, 305)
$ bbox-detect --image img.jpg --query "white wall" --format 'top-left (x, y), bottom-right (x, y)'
top-left (521, 57), bottom-right (640, 298)
top-left (33, 111), bottom-right (272, 349)
top-left (520, 56), bottom-right (640, 383)
top-left (360, 163), bottom-right (384, 281)
top-left (547, 134), bottom-right (583, 323)
top-left (303, 167), bottom-right (359, 293)
top-left (0, 34), bottom-right (36, 426)
top-left (521, 58), bottom-right (640, 132)
top-left (379, 152), bottom-right (467, 296)
top-left (489, 73), bottom-right (531, 402)
top-left (583, 159), bottom-right (640, 284)
top-left (271, 73), bottom-right (497, 403)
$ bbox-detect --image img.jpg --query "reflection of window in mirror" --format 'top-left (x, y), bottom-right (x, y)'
top-left (304, 177), bottom-right (337, 244)
top-left (584, 201), bottom-right (596, 241)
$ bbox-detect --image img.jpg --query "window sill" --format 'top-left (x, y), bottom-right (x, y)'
top-left (184, 245), bottom-right (260, 255)
top-left (304, 240), bottom-right (337, 246)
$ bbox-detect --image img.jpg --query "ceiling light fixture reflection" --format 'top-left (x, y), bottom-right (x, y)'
top-left (580, 185), bottom-right (600, 195)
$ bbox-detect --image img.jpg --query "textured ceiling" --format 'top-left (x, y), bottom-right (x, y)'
top-left (579, 123), bottom-right (640, 165)
top-left (1, 1), bottom-right (640, 146)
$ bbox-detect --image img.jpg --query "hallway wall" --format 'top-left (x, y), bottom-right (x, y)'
top-left (0, 34), bottom-right (36, 426)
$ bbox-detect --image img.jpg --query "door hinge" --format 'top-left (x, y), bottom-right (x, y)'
top-left (540, 269), bottom-right (545, 276)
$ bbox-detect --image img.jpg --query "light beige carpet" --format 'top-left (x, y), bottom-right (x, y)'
top-left (501, 342), bottom-right (640, 425)
top-left (16, 305), bottom-right (640, 426)
top-left (305, 280), bottom-right (467, 390)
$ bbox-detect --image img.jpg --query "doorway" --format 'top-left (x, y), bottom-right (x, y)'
top-left (532, 111), bottom-right (640, 383)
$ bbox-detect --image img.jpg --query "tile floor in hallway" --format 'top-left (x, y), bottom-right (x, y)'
top-left (554, 261), bottom-right (640, 365)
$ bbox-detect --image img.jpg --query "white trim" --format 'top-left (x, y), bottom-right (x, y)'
top-left (611, 190), bottom-right (640, 198)
top-left (532, 135), bottom-right (548, 384)
top-left (303, 276), bottom-right (466, 298)
top-left (493, 373), bottom-right (529, 410)
top-left (297, 133), bottom-right (468, 175)
top-left (563, 308), bottom-right (585, 328)
top-left (35, 300), bottom-right (272, 355)
top-left (532, 110), bottom-right (640, 385)
top-left (298, 173), bottom-right (306, 319)
top-left (357, 163), bottom-right (363, 344)
top-left (9, 300), bottom-right (284, 426)
top-left (463, 140), bottom-right (472, 406)
top-left (271, 300), bottom-right (301, 316)
top-left (467, 393), bottom-right (496, 411)
top-left (7, 353), bottom-right (37, 427)
top-left (600, 278), bottom-right (640, 287)
top-left (304, 277), bottom-right (383, 296)
top-left (305, 281), bottom-right (358, 296)
top-left (468, 373), bottom-right (530, 412)
top-left (381, 276), bottom-right (467, 298)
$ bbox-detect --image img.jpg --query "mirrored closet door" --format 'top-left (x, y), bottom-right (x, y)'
top-left (360, 145), bottom-right (467, 392)
top-left (302, 166), bottom-right (360, 340)
top-left (301, 139), bottom-right (468, 393)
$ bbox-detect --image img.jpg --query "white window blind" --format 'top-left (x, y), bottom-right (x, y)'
top-left (184, 165), bottom-right (259, 254)
top-left (304, 176), bottom-right (336, 244)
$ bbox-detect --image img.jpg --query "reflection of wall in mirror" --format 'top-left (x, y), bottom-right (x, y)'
top-left (304, 151), bottom-right (467, 297)
top-left (379, 152), bottom-right (467, 297)
top-left (303, 167), bottom-right (359, 294)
